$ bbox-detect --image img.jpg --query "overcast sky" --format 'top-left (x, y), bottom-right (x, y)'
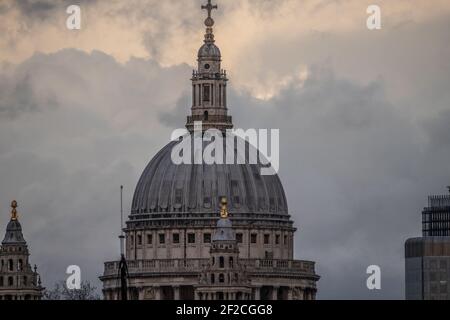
top-left (1, 0), bottom-right (450, 299)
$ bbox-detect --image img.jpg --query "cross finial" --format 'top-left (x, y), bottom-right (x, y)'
top-left (201, 0), bottom-right (218, 27)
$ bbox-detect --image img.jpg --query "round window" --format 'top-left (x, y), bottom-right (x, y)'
top-left (204, 64), bottom-right (210, 69)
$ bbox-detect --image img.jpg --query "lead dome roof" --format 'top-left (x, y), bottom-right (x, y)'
top-left (2, 219), bottom-right (26, 245)
top-left (198, 43), bottom-right (221, 59)
top-left (131, 136), bottom-right (288, 217)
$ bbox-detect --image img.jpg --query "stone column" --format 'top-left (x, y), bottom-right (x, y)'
top-left (301, 288), bottom-right (307, 300)
top-left (138, 287), bottom-right (145, 300)
top-left (174, 286), bottom-right (180, 300)
top-left (271, 286), bottom-right (279, 300)
top-left (287, 287), bottom-right (293, 300)
top-left (155, 286), bottom-right (161, 300)
top-left (254, 287), bottom-right (260, 300)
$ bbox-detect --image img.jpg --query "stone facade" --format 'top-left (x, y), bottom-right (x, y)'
top-left (0, 201), bottom-right (43, 300)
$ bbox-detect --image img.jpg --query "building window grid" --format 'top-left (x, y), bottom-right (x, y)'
top-left (422, 209), bottom-right (450, 236)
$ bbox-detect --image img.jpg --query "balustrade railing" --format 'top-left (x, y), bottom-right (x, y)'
top-left (186, 115), bottom-right (232, 123)
top-left (103, 258), bottom-right (315, 276)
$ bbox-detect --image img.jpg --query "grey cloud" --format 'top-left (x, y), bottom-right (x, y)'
top-left (158, 93), bottom-right (190, 128)
top-left (0, 73), bottom-right (40, 118)
top-left (0, 49), bottom-right (190, 292)
top-left (424, 109), bottom-right (450, 151)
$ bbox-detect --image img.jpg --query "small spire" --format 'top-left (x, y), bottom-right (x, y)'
top-left (201, 0), bottom-right (218, 43)
top-left (220, 197), bottom-right (228, 219)
top-left (11, 200), bottom-right (18, 220)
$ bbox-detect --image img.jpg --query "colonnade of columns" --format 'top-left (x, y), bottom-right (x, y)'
top-left (196, 291), bottom-right (251, 300)
top-left (105, 285), bottom-right (316, 300)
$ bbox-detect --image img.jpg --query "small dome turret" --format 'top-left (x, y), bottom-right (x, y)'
top-left (198, 43), bottom-right (221, 60)
top-left (2, 200), bottom-right (26, 245)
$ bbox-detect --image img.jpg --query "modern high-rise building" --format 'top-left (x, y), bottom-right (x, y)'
top-left (0, 201), bottom-right (44, 300)
top-left (405, 187), bottom-right (450, 300)
top-left (100, 1), bottom-right (319, 300)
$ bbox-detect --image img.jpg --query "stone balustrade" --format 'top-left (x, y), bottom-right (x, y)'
top-left (103, 258), bottom-right (315, 277)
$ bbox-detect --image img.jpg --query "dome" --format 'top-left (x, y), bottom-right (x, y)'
top-left (198, 43), bottom-right (221, 59)
top-left (2, 219), bottom-right (26, 244)
top-left (131, 136), bottom-right (288, 218)
top-left (213, 218), bottom-right (235, 241)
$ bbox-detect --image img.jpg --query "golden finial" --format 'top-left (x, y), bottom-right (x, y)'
top-left (220, 197), bottom-right (228, 218)
top-left (11, 200), bottom-right (18, 220)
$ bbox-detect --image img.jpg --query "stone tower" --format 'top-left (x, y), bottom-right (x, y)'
top-left (196, 198), bottom-right (252, 300)
top-left (0, 201), bottom-right (43, 300)
top-left (186, 0), bottom-right (232, 132)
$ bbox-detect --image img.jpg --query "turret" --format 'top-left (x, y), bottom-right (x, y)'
top-left (0, 200), bottom-right (44, 300)
top-left (186, 0), bottom-right (233, 132)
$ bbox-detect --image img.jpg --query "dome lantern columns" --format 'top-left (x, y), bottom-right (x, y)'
top-left (186, 0), bottom-right (233, 133)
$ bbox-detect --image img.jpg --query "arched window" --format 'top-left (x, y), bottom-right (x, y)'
top-left (23, 276), bottom-right (27, 286)
top-left (8, 276), bottom-right (13, 286)
top-left (203, 111), bottom-right (208, 121)
top-left (8, 259), bottom-right (13, 271)
top-left (219, 256), bottom-right (224, 268)
top-left (219, 274), bottom-right (225, 283)
top-left (210, 274), bottom-right (215, 284)
top-left (229, 257), bottom-right (234, 268)
top-left (0, 276), bottom-right (3, 286)
top-left (18, 259), bottom-right (23, 271)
